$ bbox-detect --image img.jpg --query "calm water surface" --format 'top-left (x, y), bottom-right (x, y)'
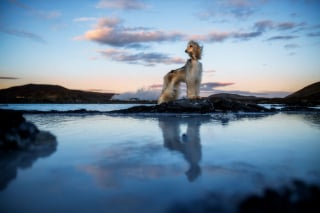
top-left (0, 103), bottom-right (150, 112)
top-left (0, 108), bottom-right (319, 213)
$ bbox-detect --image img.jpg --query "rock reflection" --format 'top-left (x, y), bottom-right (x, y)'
top-left (0, 131), bottom-right (57, 190)
top-left (158, 116), bottom-right (210, 182)
top-left (302, 113), bottom-right (320, 127)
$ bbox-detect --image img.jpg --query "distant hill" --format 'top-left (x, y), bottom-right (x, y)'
top-left (208, 81), bottom-right (319, 105)
top-left (0, 84), bottom-right (115, 103)
top-left (208, 93), bottom-right (261, 101)
top-left (285, 81), bottom-right (320, 101)
top-left (1, 81), bottom-right (319, 104)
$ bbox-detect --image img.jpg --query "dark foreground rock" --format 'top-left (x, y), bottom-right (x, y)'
top-left (168, 180), bottom-right (320, 213)
top-left (110, 97), bottom-right (274, 114)
top-left (0, 109), bottom-right (57, 150)
top-left (0, 109), bottom-right (57, 190)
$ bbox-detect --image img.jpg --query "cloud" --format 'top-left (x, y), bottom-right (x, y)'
top-left (0, 76), bottom-right (19, 80)
top-left (81, 17), bottom-right (183, 48)
top-left (191, 30), bottom-right (261, 43)
top-left (96, 0), bottom-right (148, 10)
top-left (0, 27), bottom-right (46, 44)
top-left (96, 17), bottom-right (122, 28)
top-left (98, 49), bottom-right (185, 66)
top-left (284, 44), bottom-right (300, 49)
top-left (233, 31), bottom-right (262, 40)
top-left (198, 0), bottom-right (263, 22)
top-left (307, 32), bottom-right (320, 37)
top-left (191, 20), bottom-right (306, 44)
top-left (229, 6), bottom-right (254, 19)
top-left (254, 20), bottom-right (306, 32)
top-left (201, 82), bottom-right (235, 89)
top-left (80, 14), bottom-right (312, 49)
top-left (73, 17), bottom-right (97, 22)
top-left (266, 35), bottom-right (298, 41)
top-left (253, 20), bottom-right (274, 32)
top-left (198, 31), bottom-right (233, 42)
top-left (9, 0), bottom-right (61, 19)
top-left (112, 87), bottom-right (160, 101)
top-left (149, 84), bottom-right (162, 90)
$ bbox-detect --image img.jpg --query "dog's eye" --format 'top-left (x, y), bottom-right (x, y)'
top-left (189, 45), bottom-right (193, 48)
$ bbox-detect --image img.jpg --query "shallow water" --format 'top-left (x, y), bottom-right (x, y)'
top-left (0, 103), bottom-right (151, 112)
top-left (1, 111), bottom-right (320, 213)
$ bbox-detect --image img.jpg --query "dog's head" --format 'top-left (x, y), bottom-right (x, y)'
top-left (185, 40), bottom-right (203, 60)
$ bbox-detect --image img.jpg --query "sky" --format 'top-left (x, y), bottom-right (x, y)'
top-left (0, 0), bottom-right (320, 99)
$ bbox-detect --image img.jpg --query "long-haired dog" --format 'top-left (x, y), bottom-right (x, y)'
top-left (158, 40), bottom-right (203, 104)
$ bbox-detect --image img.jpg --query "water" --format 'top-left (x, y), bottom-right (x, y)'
top-left (0, 103), bottom-right (151, 112)
top-left (0, 105), bottom-right (320, 213)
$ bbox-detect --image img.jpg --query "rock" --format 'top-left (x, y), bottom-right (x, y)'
top-left (109, 97), bottom-right (273, 114)
top-left (0, 109), bottom-right (57, 190)
top-left (0, 109), bottom-right (57, 151)
top-left (208, 97), bottom-right (271, 112)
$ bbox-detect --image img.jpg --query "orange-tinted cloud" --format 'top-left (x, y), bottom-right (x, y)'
top-left (80, 17), bottom-right (183, 48)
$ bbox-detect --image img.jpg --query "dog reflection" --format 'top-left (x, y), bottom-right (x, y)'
top-left (158, 117), bottom-right (202, 182)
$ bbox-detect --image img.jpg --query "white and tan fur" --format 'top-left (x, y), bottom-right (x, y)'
top-left (158, 40), bottom-right (203, 104)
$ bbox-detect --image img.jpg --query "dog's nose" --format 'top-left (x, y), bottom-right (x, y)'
top-left (185, 49), bottom-right (187, 53)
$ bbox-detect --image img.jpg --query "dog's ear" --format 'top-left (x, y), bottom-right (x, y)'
top-left (196, 44), bottom-right (203, 60)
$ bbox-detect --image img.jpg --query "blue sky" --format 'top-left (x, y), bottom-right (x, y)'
top-left (0, 0), bottom-right (319, 98)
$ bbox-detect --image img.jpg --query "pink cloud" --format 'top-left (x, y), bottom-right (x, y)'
top-left (96, 0), bottom-right (148, 10)
top-left (83, 17), bottom-right (183, 47)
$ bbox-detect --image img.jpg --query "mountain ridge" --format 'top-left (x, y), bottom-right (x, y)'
top-left (285, 81), bottom-right (320, 100)
top-left (0, 84), bottom-right (115, 103)
top-left (0, 81), bottom-right (319, 104)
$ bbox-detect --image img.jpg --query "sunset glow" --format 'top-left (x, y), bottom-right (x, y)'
top-left (1, 0), bottom-right (319, 98)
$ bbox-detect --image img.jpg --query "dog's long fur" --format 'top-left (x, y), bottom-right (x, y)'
top-left (158, 41), bottom-right (203, 104)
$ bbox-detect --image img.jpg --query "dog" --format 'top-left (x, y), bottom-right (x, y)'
top-left (158, 40), bottom-right (203, 104)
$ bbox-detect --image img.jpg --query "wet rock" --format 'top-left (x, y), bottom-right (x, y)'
top-left (208, 97), bottom-right (271, 113)
top-left (110, 97), bottom-right (272, 114)
top-left (1, 110), bottom-right (37, 149)
top-left (0, 109), bottom-right (57, 190)
top-left (0, 109), bottom-right (57, 151)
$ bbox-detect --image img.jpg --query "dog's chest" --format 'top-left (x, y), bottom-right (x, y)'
top-left (186, 61), bottom-right (201, 79)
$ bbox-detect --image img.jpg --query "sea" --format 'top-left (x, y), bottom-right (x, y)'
top-left (0, 104), bottom-right (320, 213)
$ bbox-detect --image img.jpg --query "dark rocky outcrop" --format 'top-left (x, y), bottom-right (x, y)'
top-left (0, 109), bottom-right (57, 190)
top-left (109, 97), bottom-right (273, 114)
top-left (284, 81), bottom-right (320, 105)
top-left (0, 109), bottom-right (56, 150)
